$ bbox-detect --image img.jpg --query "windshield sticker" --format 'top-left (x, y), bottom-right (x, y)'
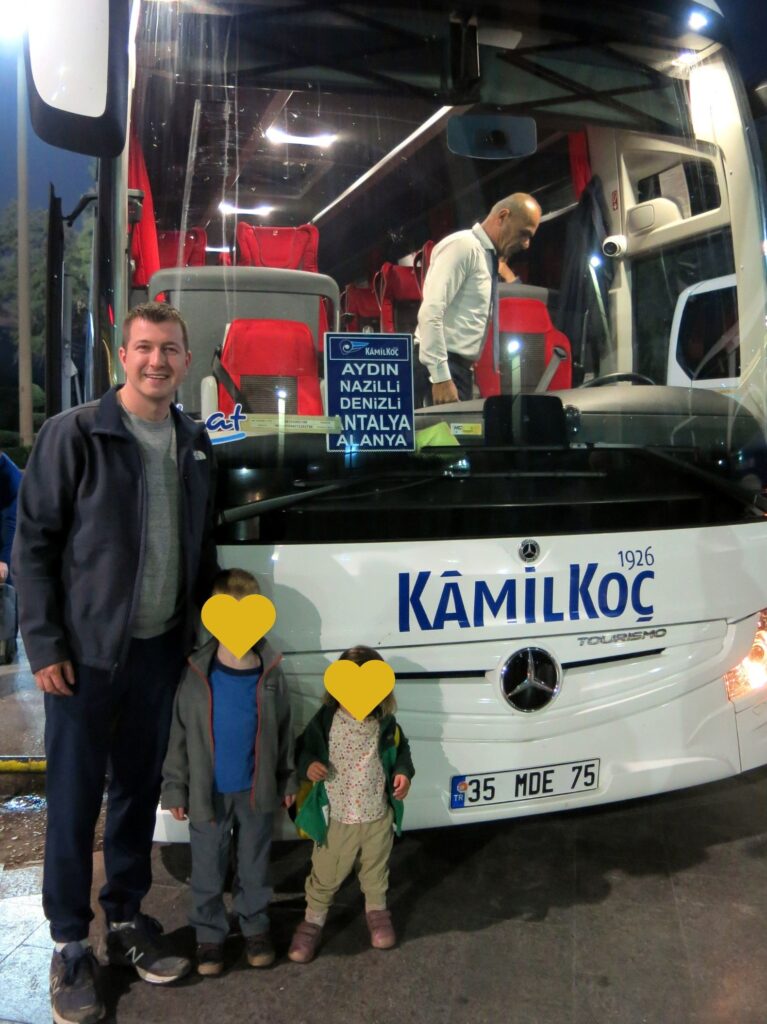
top-left (205, 403), bottom-right (341, 444)
top-left (325, 333), bottom-right (415, 452)
top-left (398, 565), bottom-right (656, 632)
top-left (450, 422), bottom-right (483, 437)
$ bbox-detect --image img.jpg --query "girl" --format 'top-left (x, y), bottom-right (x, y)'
top-left (288, 645), bottom-right (414, 963)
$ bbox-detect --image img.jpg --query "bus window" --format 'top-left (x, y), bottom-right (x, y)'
top-left (632, 230), bottom-right (736, 385)
top-left (672, 280), bottom-right (739, 384)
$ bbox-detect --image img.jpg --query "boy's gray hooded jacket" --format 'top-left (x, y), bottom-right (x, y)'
top-left (161, 636), bottom-right (297, 823)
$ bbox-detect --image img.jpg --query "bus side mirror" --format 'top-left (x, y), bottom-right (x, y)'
top-left (25, 0), bottom-right (129, 158)
top-left (447, 114), bottom-right (537, 160)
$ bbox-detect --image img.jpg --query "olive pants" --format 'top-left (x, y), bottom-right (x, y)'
top-left (305, 808), bottom-right (394, 912)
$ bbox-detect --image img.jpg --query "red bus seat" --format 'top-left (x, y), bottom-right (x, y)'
top-left (341, 283), bottom-right (380, 332)
top-left (236, 223), bottom-right (319, 271)
top-left (475, 298), bottom-right (572, 397)
top-left (374, 263), bottom-right (421, 333)
top-left (213, 318), bottom-right (322, 416)
top-left (413, 240), bottom-right (434, 294)
top-left (157, 228), bottom-right (207, 268)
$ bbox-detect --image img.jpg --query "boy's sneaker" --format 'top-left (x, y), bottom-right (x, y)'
top-left (50, 943), bottom-right (104, 1024)
top-left (244, 931), bottom-right (275, 967)
top-left (106, 913), bottom-right (190, 983)
top-left (196, 943), bottom-right (224, 977)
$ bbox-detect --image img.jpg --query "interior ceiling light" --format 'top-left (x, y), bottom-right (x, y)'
top-left (218, 201), bottom-right (274, 216)
top-left (265, 125), bottom-right (337, 148)
top-left (687, 10), bottom-right (709, 31)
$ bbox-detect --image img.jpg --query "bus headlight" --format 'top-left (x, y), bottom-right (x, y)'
top-left (724, 611), bottom-right (767, 701)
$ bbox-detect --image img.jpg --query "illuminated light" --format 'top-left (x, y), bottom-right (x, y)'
top-left (271, 552), bottom-right (280, 562)
top-left (687, 10), bottom-right (709, 31)
top-left (314, 106), bottom-right (454, 223)
top-left (507, 338), bottom-right (521, 355)
top-left (0, 8), bottom-right (27, 39)
top-left (205, 245), bottom-right (231, 253)
top-left (724, 610), bottom-right (767, 700)
top-left (265, 126), bottom-right (337, 148)
top-left (672, 51), bottom-right (698, 69)
top-left (589, 255), bottom-right (602, 268)
top-left (218, 201), bottom-right (274, 216)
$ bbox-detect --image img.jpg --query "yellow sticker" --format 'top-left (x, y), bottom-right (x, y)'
top-left (450, 422), bottom-right (483, 436)
top-left (324, 660), bottom-right (395, 721)
top-left (201, 595), bottom-right (277, 659)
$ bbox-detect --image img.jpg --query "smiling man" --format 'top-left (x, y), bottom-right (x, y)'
top-left (415, 193), bottom-right (542, 406)
top-left (12, 302), bottom-right (218, 1024)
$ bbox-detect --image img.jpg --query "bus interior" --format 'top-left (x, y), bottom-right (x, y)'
top-left (98, 0), bottom-right (767, 538)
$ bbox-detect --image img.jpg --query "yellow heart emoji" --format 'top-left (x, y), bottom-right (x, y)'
top-left (324, 660), bottom-right (395, 721)
top-left (201, 594), bottom-right (277, 659)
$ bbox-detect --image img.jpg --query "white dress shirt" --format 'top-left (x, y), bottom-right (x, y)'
top-left (415, 223), bottom-right (496, 384)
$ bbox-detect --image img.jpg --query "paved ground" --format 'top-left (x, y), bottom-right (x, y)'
top-left (3, 653), bottom-right (767, 1023)
top-left (1, 766), bottom-right (767, 1024)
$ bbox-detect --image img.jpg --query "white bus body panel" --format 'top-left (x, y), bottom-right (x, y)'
top-left (243, 523), bottom-right (767, 829)
top-left (155, 522), bottom-right (767, 840)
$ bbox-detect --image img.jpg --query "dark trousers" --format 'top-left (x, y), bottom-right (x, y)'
top-left (188, 792), bottom-right (274, 943)
top-left (414, 350), bottom-right (474, 408)
top-left (43, 627), bottom-right (184, 942)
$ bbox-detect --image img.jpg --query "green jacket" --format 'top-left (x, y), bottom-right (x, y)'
top-left (161, 636), bottom-right (296, 823)
top-left (295, 703), bottom-right (415, 844)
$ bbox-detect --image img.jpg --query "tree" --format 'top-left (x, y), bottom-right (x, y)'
top-left (0, 199), bottom-right (94, 384)
top-left (0, 200), bottom-right (48, 363)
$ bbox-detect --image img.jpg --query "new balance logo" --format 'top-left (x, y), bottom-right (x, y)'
top-left (126, 946), bottom-right (144, 966)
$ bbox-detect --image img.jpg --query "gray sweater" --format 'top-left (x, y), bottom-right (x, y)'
top-left (161, 636), bottom-right (297, 823)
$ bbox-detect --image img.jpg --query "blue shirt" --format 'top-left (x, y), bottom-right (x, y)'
top-left (210, 656), bottom-right (261, 793)
top-left (0, 453), bottom-right (21, 573)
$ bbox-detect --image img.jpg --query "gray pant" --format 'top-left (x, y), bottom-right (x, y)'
top-left (188, 791), bottom-right (274, 943)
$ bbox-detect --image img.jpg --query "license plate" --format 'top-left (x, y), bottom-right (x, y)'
top-left (450, 758), bottom-right (600, 809)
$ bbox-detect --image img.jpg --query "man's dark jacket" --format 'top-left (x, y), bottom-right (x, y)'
top-left (11, 386), bottom-right (218, 674)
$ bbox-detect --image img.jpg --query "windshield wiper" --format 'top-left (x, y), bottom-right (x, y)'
top-left (219, 468), bottom-right (463, 523)
top-left (638, 447), bottom-right (767, 517)
top-left (219, 479), bottom-right (367, 524)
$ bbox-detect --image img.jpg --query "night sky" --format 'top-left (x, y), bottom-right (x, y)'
top-left (0, 41), bottom-right (93, 215)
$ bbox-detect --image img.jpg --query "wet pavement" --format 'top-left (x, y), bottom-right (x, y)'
top-left (0, 646), bottom-right (44, 773)
top-left (2, 652), bottom-right (767, 1022)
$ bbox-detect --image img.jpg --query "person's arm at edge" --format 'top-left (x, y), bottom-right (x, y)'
top-left (10, 418), bottom-right (79, 678)
top-left (161, 683), bottom-right (191, 819)
top-left (275, 663), bottom-right (298, 801)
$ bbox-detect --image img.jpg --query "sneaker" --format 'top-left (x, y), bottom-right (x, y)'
top-left (50, 943), bottom-right (104, 1024)
top-left (287, 920), bottom-right (322, 964)
top-left (196, 942), bottom-right (224, 977)
top-left (244, 931), bottom-right (275, 968)
top-left (366, 909), bottom-right (396, 949)
top-left (106, 913), bottom-right (191, 984)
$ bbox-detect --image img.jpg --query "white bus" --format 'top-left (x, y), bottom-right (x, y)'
top-left (23, 0), bottom-right (767, 831)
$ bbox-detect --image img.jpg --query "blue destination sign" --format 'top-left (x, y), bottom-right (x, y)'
top-left (325, 333), bottom-right (414, 453)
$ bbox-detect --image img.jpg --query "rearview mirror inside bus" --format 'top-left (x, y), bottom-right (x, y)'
top-left (25, 0), bottom-right (129, 158)
top-left (446, 113), bottom-right (537, 159)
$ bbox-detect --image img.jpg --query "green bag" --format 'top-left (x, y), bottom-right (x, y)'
top-left (293, 780), bottom-right (330, 846)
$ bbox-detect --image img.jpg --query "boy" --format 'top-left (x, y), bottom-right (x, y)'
top-left (161, 568), bottom-right (296, 976)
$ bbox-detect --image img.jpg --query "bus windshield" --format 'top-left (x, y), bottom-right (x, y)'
top-left (123, 0), bottom-right (767, 540)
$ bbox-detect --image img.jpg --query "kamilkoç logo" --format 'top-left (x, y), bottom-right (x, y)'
top-left (398, 564), bottom-right (655, 632)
